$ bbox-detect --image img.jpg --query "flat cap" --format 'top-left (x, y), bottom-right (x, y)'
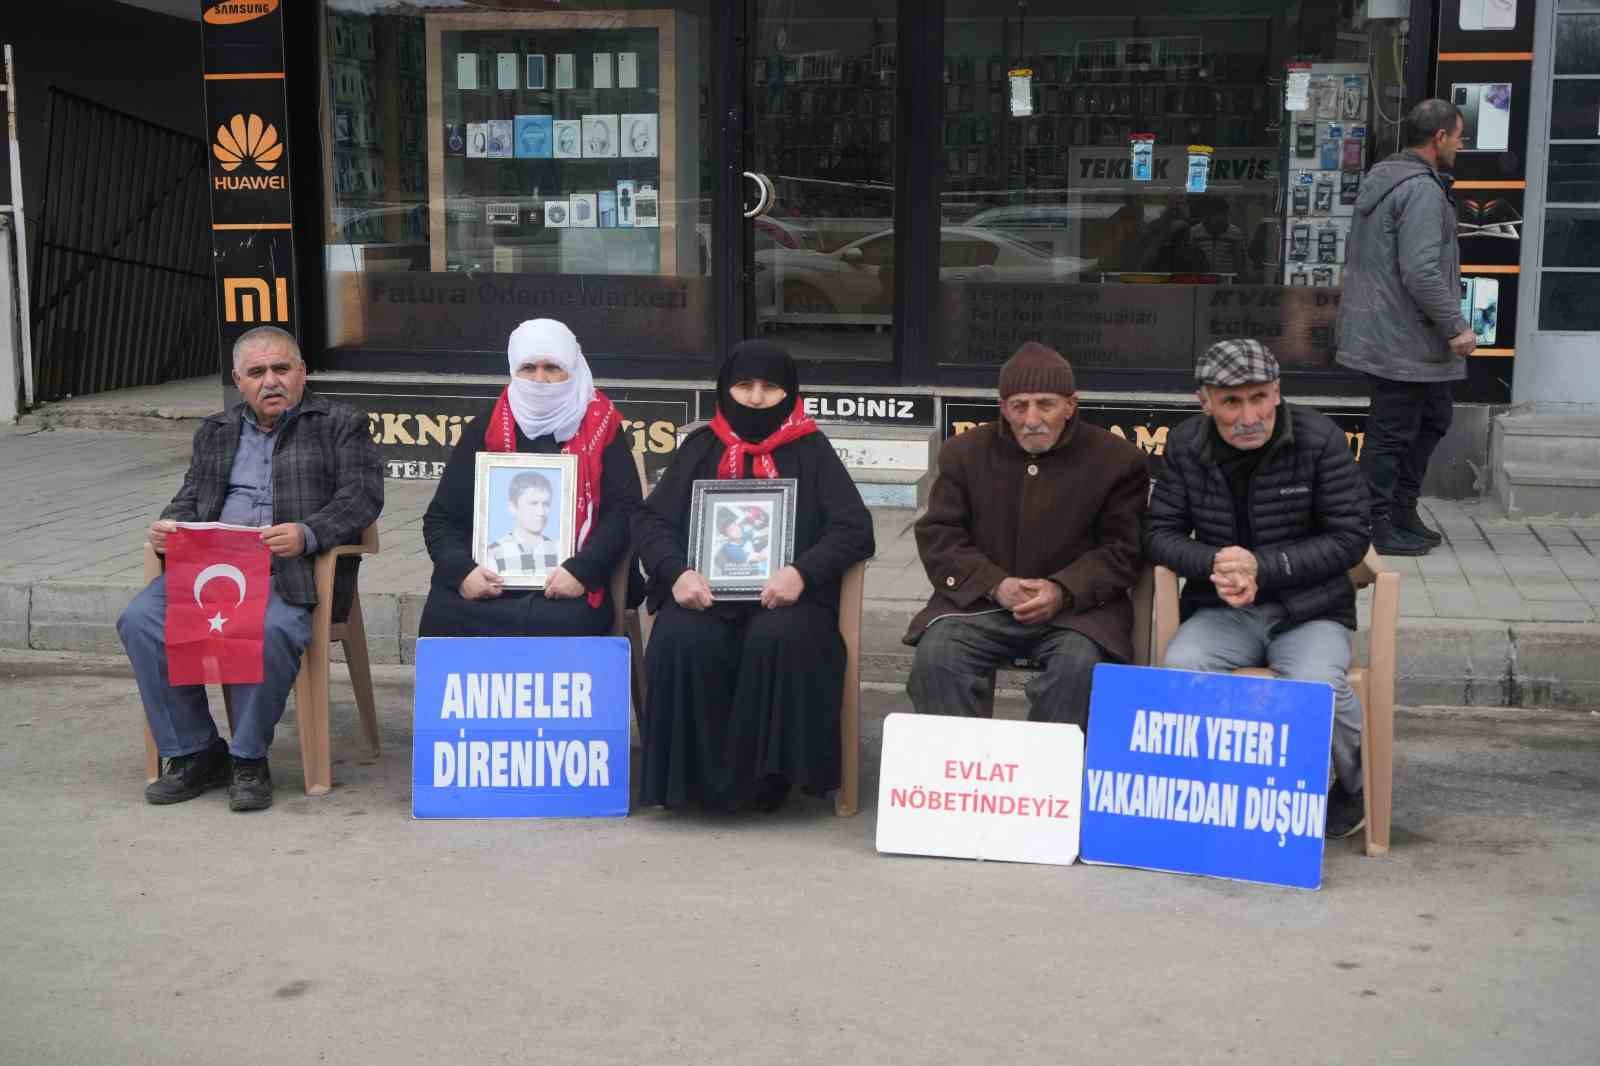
top-left (1195, 339), bottom-right (1280, 388)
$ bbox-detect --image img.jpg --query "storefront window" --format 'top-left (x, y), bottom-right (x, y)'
top-left (747, 4), bottom-right (897, 364)
top-left (1541, 0), bottom-right (1600, 331)
top-left (322, 0), bottom-right (713, 364)
top-left (937, 2), bottom-right (1408, 374)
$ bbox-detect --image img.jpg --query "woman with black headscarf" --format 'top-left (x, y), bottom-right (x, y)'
top-left (633, 340), bottom-right (875, 812)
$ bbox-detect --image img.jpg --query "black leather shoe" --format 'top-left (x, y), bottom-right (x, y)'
top-left (228, 757), bottom-right (274, 812)
top-left (1326, 781), bottom-right (1367, 840)
top-left (1372, 517), bottom-right (1432, 556)
top-left (145, 738), bottom-right (230, 805)
top-left (1394, 506), bottom-right (1444, 545)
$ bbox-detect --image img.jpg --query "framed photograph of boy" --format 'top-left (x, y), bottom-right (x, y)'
top-left (687, 478), bottom-right (798, 600)
top-left (473, 453), bottom-right (579, 590)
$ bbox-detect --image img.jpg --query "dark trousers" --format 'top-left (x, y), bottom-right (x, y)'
top-left (641, 600), bottom-right (844, 808)
top-left (1360, 374), bottom-right (1454, 519)
top-left (417, 585), bottom-right (611, 638)
top-left (906, 610), bottom-right (1106, 729)
top-left (117, 576), bottom-right (311, 760)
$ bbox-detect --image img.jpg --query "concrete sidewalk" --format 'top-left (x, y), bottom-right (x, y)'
top-left (1, 424), bottom-right (1597, 708)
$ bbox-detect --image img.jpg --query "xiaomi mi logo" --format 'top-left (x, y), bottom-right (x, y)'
top-left (213, 114), bottom-right (284, 184)
top-left (224, 278), bottom-right (290, 324)
top-left (203, 0), bottom-right (279, 25)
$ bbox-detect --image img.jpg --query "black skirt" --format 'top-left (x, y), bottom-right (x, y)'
top-left (418, 585), bottom-right (612, 639)
top-left (640, 600), bottom-right (843, 810)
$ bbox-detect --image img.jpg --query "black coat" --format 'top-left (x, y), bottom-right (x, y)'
top-left (422, 409), bottom-right (642, 594)
top-left (1145, 403), bottom-right (1370, 629)
top-left (632, 427), bottom-right (875, 613)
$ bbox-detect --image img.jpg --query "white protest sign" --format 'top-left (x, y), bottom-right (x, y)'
top-left (876, 713), bottom-right (1083, 866)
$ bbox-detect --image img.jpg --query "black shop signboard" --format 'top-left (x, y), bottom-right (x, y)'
top-left (312, 381), bottom-right (696, 483)
top-left (941, 400), bottom-right (1369, 476)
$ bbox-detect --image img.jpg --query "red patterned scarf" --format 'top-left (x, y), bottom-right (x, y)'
top-left (708, 404), bottom-right (819, 479)
top-left (485, 388), bottom-right (623, 607)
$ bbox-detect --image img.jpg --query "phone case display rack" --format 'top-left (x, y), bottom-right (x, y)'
top-left (750, 43), bottom-right (898, 193)
top-left (426, 11), bottom-right (679, 274)
top-left (325, 11), bottom-right (429, 248)
top-left (1436, 0), bottom-right (1532, 354)
top-left (942, 36), bottom-right (1275, 194)
top-left (1281, 62), bottom-right (1369, 288)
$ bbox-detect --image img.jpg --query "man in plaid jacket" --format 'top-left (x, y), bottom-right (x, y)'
top-left (117, 326), bottom-right (384, 812)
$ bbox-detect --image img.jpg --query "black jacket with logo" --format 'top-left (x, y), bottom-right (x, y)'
top-left (1144, 403), bottom-right (1370, 630)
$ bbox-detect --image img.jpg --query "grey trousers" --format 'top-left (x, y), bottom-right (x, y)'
top-left (1163, 603), bottom-right (1362, 794)
top-left (907, 609), bottom-right (1106, 728)
top-left (116, 576), bottom-right (312, 760)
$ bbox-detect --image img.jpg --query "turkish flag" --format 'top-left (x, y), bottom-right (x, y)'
top-left (164, 524), bottom-right (273, 686)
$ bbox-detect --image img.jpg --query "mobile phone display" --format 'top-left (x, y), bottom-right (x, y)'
top-left (1317, 225), bottom-right (1339, 264)
top-left (1295, 122), bottom-right (1317, 158)
top-left (1452, 83), bottom-right (1512, 153)
top-left (1315, 176), bottom-right (1334, 213)
top-left (1471, 277), bottom-right (1500, 344)
top-left (1475, 84), bottom-right (1511, 152)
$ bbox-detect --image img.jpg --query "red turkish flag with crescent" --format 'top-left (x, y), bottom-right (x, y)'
top-left (164, 525), bottom-right (273, 686)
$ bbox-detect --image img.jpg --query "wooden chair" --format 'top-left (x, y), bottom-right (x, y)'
top-left (834, 560), bottom-right (867, 816)
top-left (614, 450), bottom-right (651, 736)
top-left (1151, 547), bottom-right (1399, 857)
top-left (140, 524), bottom-right (381, 795)
top-left (975, 564), bottom-right (1158, 715)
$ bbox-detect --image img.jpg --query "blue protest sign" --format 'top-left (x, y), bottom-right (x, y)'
top-left (412, 637), bottom-right (631, 819)
top-left (1080, 663), bottom-right (1335, 889)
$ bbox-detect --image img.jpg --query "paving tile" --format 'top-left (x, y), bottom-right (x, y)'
top-left (1530, 524), bottom-right (1583, 548)
top-left (1500, 554), bottom-right (1567, 580)
top-left (1551, 547), bottom-right (1600, 582)
top-left (1417, 552), bottom-right (1464, 579)
top-left (1471, 585), bottom-right (1532, 621)
top-left (1425, 581), bottom-right (1480, 618)
top-left (1398, 581), bottom-right (1435, 618)
top-left (1419, 496), bottom-right (1466, 515)
top-left (1512, 578), bottom-right (1585, 603)
top-left (1455, 552), bottom-right (1509, 582)
top-left (1377, 555), bottom-right (1422, 580)
top-left (1527, 601), bottom-right (1597, 623)
top-left (1484, 533), bottom-right (1548, 555)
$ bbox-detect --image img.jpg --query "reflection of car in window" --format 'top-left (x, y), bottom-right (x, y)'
top-left (755, 225), bottom-right (1096, 325)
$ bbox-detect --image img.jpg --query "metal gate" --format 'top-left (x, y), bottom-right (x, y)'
top-left (30, 89), bottom-right (213, 402)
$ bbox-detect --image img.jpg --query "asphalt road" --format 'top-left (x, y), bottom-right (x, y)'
top-left (2, 654), bottom-right (1597, 1065)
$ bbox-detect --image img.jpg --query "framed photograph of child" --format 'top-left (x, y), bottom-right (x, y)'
top-left (473, 453), bottom-right (579, 590)
top-left (687, 478), bottom-right (798, 600)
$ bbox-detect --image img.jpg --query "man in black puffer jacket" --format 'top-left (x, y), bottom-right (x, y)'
top-left (1146, 340), bottom-right (1371, 839)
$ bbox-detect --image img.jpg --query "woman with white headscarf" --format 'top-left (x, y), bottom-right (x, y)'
top-left (419, 319), bottom-right (641, 638)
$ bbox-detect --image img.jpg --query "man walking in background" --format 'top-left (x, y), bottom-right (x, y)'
top-left (1336, 98), bottom-right (1473, 556)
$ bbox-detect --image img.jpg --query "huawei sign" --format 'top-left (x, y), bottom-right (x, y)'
top-left (203, 0), bottom-right (279, 25)
top-left (213, 114), bottom-right (287, 191)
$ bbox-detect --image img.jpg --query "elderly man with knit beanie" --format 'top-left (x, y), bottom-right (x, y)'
top-left (905, 342), bottom-right (1150, 729)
